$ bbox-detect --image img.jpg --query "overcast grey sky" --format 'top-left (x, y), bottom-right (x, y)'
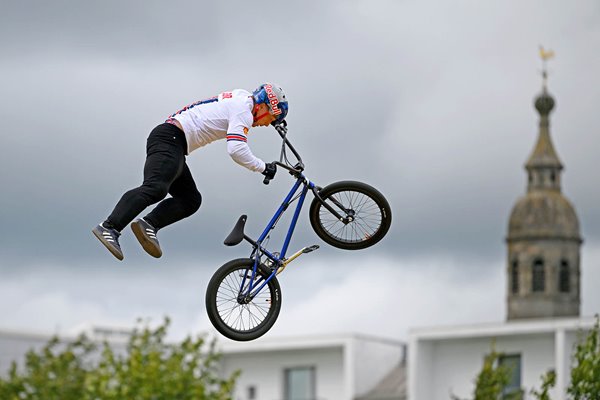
top-left (1, 0), bottom-right (599, 341)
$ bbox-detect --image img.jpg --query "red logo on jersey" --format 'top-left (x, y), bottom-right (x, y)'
top-left (264, 84), bottom-right (282, 116)
top-left (222, 92), bottom-right (233, 99)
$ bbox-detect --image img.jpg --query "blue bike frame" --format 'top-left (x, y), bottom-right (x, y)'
top-left (238, 172), bottom-right (316, 300)
top-left (233, 121), bottom-right (351, 302)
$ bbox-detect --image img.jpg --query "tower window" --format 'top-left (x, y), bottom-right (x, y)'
top-left (511, 260), bottom-right (519, 294)
top-left (559, 260), bottom-right (570, 293)
top-left (532, 258), bottom-right (545, 292)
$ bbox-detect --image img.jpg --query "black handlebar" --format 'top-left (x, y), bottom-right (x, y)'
top-left (262, 122), bottom-right (305, 185)
top-left (274, 161), bottom-right (303, 174)
top-left (274, 122), bottom-right (304, 169)
top-left (263, 162), bottom-right (302, 185)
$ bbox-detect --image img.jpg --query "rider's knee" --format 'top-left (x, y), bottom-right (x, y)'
top-left (143, 183), bottom-right (169, 203)
top-left (187, 190), bottom-right (202, 213)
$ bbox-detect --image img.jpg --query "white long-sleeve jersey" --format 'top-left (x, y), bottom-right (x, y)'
top-left (168, 89), bottom-right (266, 173)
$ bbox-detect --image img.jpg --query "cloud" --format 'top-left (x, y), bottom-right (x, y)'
top-left (2, 244), bottom-right (599, 342)
top-left (268, 256), bottom-right (504, 339)
top-left (0, 0), bottom-right (599, 338)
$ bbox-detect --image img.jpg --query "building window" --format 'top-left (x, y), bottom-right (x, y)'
top-left (511, 260), bottom-right (519, 294)
top-left (285, 366), bottom-right (315, 400)
top-left (559, 260), bottom-right (570, 293)
top-left (532, 258), bottom-right (545, 292)
top-left (499, 354), bottom-right (522, 398)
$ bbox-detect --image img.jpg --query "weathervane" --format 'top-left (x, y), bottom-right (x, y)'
top-left (539, 45), bottom-right (555, 90)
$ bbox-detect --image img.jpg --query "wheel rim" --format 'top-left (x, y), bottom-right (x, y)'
top-left (215, 268), bottom-right (273, 332)
top-left (319, 190), bottom-right (383, 244)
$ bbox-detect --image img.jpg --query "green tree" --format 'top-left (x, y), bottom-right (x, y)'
top-left (452, 343), bottom-right (522, 400)
top-left (0, 318), bottom-right (238, 400)
top-left (568, 315), bottom-right (600, 400)
top-left (530, 370), bottom-right (555, 400)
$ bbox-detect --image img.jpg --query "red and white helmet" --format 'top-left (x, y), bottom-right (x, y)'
top-left (252, 83), bottom-right (289, 125)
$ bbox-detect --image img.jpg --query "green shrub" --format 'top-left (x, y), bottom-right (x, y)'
top-left (0, 318), bottom-right (238, 400)
top-left (568, 315), bottom-right (600, 400)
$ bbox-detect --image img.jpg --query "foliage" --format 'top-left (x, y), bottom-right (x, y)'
top-left (0, 318), bottom-right (238, 400)
top-left (530, 369), bottom-right (555, 400)
top-left (452, 316), bottom-right (600, 400)
top-left (452, 342), bottom-right (522, 400)
top-left (568, 315), bottom-right (600, 400)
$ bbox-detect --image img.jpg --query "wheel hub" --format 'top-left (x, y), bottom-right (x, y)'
top-left (237, 294), bottom-right (252, 304)
top-left (344, 209), bottom-right (356, 224)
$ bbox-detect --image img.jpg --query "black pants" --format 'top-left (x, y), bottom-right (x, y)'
top-left (106, 123), bottom-right (202, 232)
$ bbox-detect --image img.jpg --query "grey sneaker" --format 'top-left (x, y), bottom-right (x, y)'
top-left (131, 218), bottom-right (162, 258)
top-left (92, 223), bottom-right (124, 261)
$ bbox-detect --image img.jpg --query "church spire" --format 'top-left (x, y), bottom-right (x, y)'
top-left (506, 48), bottom-right (582, 321)
top-left (525, 47), bottom-right (563, 192)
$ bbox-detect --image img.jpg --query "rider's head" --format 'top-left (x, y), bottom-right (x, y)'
top-left (252, 83), bottom-right (288, 127)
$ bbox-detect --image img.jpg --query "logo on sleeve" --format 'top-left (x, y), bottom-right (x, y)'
top-left (243, 127), bottom-right (249, 135)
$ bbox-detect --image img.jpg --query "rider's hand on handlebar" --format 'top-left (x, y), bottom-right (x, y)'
top-left (262, 162), bottom-right (277, 184)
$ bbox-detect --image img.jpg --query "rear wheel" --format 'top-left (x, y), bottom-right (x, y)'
top-left (205, 258), bottom-right (281, 341)
top-left (309, 181), bottom-right (391, 250)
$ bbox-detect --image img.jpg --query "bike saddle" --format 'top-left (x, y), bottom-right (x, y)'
top-left (224, 215), bottom-right (247, 246)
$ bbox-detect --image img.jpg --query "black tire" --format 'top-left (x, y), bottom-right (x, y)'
top-left (205, 258), bottom-right (281, 341)
top-left (309, 181), bottom-right (392, 250)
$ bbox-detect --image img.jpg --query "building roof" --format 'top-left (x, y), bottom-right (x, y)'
top-left (218, 332), bottom-right (405, 354)
top-left (409, 316), bottom-right (596, 341)
top-left (355, 362), bottom-right (407, 400)
top-left (508, 190), bottom-right (581, 241)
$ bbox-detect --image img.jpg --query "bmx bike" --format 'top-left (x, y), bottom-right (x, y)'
top-left (205, 122), bottom-right (392, 341)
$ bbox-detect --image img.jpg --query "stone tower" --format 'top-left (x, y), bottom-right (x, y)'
top-left (506, 62), bottom-right (583, 320)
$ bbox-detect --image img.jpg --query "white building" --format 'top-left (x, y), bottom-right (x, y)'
top-left (0, 325), bottom-right (129, 376)
top-left (408, 317), bottom-right (595, 400)
top-left (219, 334), bottom-right (406, 400)
top-left (0, 328), bottom-right (55, 375)
top-left (0, 327), bottom-right (406, 400)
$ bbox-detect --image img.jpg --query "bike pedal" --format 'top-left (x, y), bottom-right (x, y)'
top-left (302, 245), bottom-right (320, 253)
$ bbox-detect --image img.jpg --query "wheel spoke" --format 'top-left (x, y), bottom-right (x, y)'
top-left (214, 267), bottom-right (275, 333)
top-left (319, 189), bottom-right (384, 244)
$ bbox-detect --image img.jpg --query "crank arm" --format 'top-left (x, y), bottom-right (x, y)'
top-left (277, 245), bottom-right (320, 275)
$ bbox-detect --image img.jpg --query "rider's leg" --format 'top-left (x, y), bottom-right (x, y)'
top-left (143, 163), bottom-right (202, 230)
top-left (105, 124), bottom-right (187, 232)
top-left (131, 162), bottom-right (200, 258)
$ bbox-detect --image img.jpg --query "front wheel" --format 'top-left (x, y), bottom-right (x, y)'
top-left (309, 181), bottom-right (392, 250)
top-left (205, 258), bottom-right (281, 341)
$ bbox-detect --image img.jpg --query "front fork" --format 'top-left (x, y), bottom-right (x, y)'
top-left (310, 186), bottom-right (355, 223)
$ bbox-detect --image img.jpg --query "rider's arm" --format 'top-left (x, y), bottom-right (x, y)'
top-left (226, 112), bottom-right (266, 172)
top-left (227, 138), bottom-right (266, 172)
